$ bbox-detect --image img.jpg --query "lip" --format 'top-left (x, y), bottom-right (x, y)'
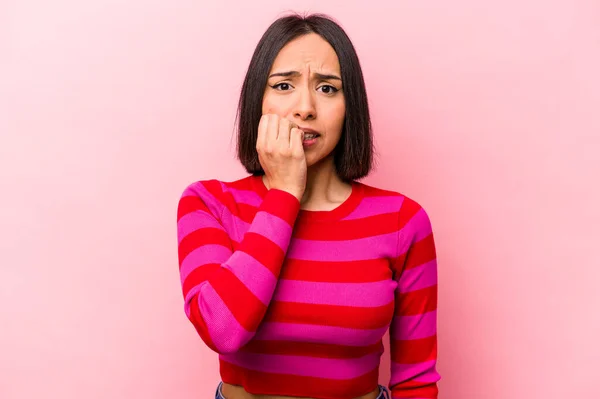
top-left (298, 127), bottom-right (321, 137)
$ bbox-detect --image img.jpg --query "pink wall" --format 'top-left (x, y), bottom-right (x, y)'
top-left (1, 1), bottom-right (599, 398)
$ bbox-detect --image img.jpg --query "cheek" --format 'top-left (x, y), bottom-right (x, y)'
top-left (261, 90), bottom-right (272, 114)
top-left (337, 100), bottom-right (346, 119)
top-left (262, 93), bottom-right (284, 115)
top-left (328, 102), bottom-right (346, 132)
top-left (261, 98), bottom-right (271, 114)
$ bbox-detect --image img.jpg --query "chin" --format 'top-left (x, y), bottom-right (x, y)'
top-left (305, 151), bottom-right (334, 169)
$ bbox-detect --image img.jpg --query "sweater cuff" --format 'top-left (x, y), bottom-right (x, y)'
top-left (259, 189), bottom-right (301, 226)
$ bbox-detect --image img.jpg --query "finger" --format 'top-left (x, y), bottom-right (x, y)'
top-left (278, 118), bottom-right (292, 145)
top-left (266, 114), bottom-right (280, 146)
top-left (257, 114), bottom-right (269, 150)
top-left (290, 127), bottom-right (305, 151)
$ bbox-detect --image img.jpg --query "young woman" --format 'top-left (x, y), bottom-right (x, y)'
top-left (176, 13), bottom-right (440, 399)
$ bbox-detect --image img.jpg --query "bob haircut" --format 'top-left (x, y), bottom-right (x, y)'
top-left (235, 13), bottom-right (374, 182)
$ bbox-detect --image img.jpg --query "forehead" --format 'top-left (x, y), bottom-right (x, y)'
top-left (270, 33), bottom-right (340, 73)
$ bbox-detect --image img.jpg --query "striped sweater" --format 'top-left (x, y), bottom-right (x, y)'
top-left (176, 174), bottom-right (440, 399)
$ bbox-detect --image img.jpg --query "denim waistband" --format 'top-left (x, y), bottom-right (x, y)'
top-left (215, 382), bottom-right (390, 399)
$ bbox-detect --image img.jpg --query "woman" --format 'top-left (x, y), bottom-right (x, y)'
top-left (176, 13), bottom-right (440, 399)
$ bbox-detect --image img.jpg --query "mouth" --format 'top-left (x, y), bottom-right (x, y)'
top-left (299, 127), bottom-right (321, 142)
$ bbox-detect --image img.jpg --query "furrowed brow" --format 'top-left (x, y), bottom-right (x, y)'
top-left (268, 71), bottom-right (301, 78)
top-left (314, 73), bottom-right (341, 81)
top-left (268, 71), bottom-right (341, 81)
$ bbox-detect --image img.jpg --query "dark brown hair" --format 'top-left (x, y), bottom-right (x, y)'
top-left (235, 13), bottom-right (374, 181)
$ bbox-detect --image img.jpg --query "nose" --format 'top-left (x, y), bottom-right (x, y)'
top-left (293, 86), bottom-right (316, 121)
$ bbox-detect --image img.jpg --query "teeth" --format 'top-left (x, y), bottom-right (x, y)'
top-left (304, 134), bottom-right (317, 139)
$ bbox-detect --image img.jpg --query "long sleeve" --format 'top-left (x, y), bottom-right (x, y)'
top-left (389, 198), bottom-right (441, 398)
top-left (176, 181), bottom-right (300, 354)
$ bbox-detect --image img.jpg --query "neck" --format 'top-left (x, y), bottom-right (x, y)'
top-left (303, 155), bottom-right (344, 202)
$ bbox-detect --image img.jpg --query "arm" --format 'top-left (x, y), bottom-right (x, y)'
top-left (389, 198), bottom-right (441, 398)
top-left (176, 181), bottom-right (300, 354)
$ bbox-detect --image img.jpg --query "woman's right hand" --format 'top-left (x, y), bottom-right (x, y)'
top-left (256, 114), bottom-right (307, 201)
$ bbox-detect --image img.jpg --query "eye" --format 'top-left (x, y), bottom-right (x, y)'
top-left (272, 83), bottom-right (292, 91)
top-left (318, 85), bottom-right (339, 94)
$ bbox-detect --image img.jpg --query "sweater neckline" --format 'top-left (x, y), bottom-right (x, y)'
top-left (250, 174), bottom-right (364, 223)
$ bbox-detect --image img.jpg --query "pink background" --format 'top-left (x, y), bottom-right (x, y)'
top-left (1, 1), bottom-right (599, 398)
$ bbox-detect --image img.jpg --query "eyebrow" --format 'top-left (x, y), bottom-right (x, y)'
top-left (268, 71), bottom-right (342, 81)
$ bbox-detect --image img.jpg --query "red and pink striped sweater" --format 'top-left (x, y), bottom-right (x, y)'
top-left (176, 174), bottom-right (440, 399)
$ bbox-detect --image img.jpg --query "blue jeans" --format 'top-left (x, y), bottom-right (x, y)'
top-left (215, 382), bottom-right (390, 399)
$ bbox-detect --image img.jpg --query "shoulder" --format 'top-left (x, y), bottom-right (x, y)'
top-left (358, 181), bottom-right (428, 213)
top-left (178, 175), bottom-right (260, 215)
top-left (179, 175), bottom-right (255, 199)
top-left (358, 181), bottom-right (433, 232)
